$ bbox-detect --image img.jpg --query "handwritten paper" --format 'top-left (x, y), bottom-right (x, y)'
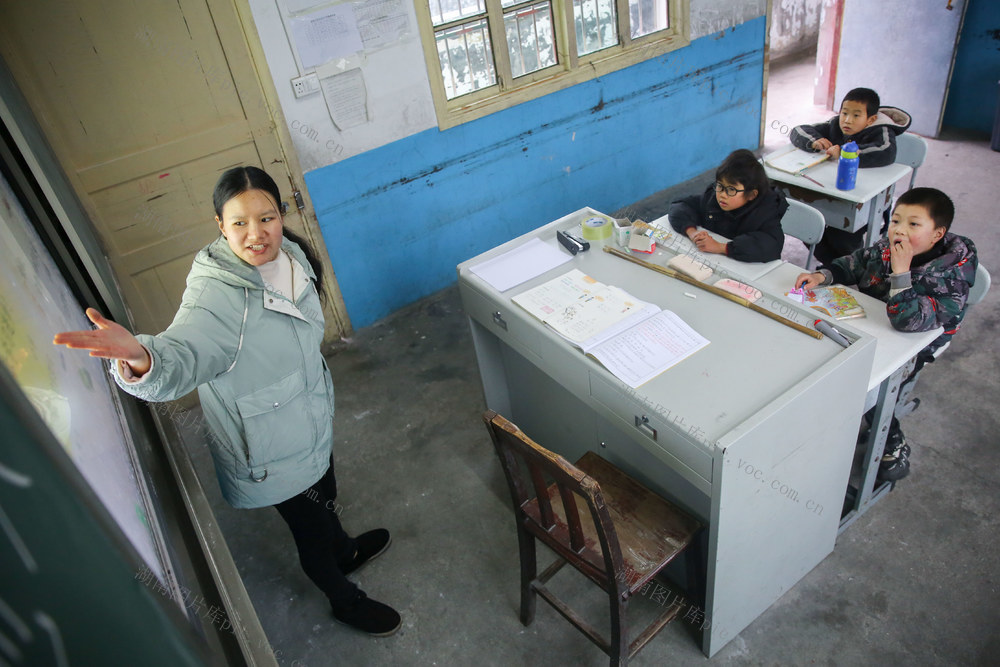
top-left (512, 269), bottom-right (659, 347)
top-left (588, 310), bottom-right (710, 388)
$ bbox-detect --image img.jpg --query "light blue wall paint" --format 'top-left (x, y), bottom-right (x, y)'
top-left (943, 1), bottom-right (1000, 134)
top-left (306, 18), bottom-right (767, 328)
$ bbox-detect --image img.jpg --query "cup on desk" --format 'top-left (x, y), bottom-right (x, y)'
top-left (613, 218), bottom-right (632, 247)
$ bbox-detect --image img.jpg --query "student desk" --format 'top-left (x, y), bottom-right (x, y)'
top-left (762, 153), bottom-right (912, 247)
top-left (753, 262), bottom-right (940, 531)
top-left (457, 209), bottom-right (877, 657)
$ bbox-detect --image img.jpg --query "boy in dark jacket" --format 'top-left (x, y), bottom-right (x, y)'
top-left (795, 187), bottom-right (978, 482)
top-left (669, 148), bottom-right (788, 263)
top-left (791, 87), bottom-right (911, 168)
top-left (791, 87), bottom-right (912, 264)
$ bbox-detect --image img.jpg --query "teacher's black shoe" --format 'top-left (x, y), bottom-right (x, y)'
top-left (332, 592), bottom-right (401, 637)
top-left (341, 529), bottom-right (391, 575)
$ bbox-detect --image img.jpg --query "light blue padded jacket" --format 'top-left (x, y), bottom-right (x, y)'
top-left (114, 235), bottom-right (334, 508)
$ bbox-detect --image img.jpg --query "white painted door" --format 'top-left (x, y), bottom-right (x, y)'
top-left (833, 0), bottom-right (967, 137)
top-left (0, 0), bottom-right (348, 337)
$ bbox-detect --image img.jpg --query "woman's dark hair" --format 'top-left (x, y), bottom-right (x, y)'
top-left (716, 149), bottom-right (770, 200)
top-left (213, 166), bottom-right (325, 298)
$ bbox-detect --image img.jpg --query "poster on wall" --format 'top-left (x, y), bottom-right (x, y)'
top-left (321, 68), bottom-right (369, 130)
top-left (290, 4), bottom-right (364, 68)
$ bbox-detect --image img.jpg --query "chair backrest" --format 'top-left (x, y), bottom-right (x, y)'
top-left (483, 411), bottom-right (622, 581)
top-left (895, 133), bottom-right (928, 190)
top-left (781, 199), bottom-right (826, 269)
top-left (969, 263), bottom-right (991, 306)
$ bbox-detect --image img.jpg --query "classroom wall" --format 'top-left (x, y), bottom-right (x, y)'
top-left (942, 0), bottom-right (1000, 135)
top-left (250, 1), bottom-right (768, 328)
top-left (769, 0), bottom-right (822, 61)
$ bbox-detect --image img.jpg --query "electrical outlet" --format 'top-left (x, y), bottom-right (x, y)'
top-left (291, 73), bottom-right (320, 98)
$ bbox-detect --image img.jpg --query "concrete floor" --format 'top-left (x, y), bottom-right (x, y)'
top-left (182, 54), bottom-right (1000, 665)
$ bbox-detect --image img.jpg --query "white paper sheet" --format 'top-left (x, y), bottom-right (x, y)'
top-left (469, 237), bottom-right (572, 292)
top-left (291, 5), bottom-right (364, 68)
top-left (588, 310), bottom-right (710, 388)
top-left (321, 68), bottom-right (369, 129)
top-left (354, 0), bottom-right (410, 49)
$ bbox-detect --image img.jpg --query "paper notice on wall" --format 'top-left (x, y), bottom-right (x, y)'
top-left (321, 68), bottom-right (369, 130)
top-left (290, 5), bottom-right (364, 69)
top-left (353, 0), bottom-right (410, 49)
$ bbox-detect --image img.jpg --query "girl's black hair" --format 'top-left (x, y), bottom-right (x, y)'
top-left (213, 166), bottom-right (325, 299)
top-left (716, 149), bottom-right (770, 200)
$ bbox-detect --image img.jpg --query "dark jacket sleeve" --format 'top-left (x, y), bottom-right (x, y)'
top-left (825, 245), bottom-right (877, 286)
top-left (725, 190), bottom-right (788, 263)
top-left (885, 259), bottom-right (976, 333)
top-left (668, 194), bottom-right (705, 234)
top-left (726, 221), bottom-right (785, 263)
top-left (790, 117), bottom-right (836, 151)
top-left (855, 125), bottom-right (897, 167)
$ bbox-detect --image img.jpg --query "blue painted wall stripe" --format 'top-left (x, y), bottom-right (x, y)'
top-left (306, 18), bottom-right (767, 328)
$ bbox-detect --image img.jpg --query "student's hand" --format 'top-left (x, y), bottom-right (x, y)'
top-left (685, 227), bottom-right (700, 241)
top-left (889, 236), bottom-right (914, 274)
top-left (54, 308), bottom-right (151, 375)
top-left (794, 272), bottom-right (825, 291)
top-left (693, 235), bottom-right (726, 255)
top-left (825, 145), bottom-right (841, 160)
top-left (812, 138), bottom-right (833, 151)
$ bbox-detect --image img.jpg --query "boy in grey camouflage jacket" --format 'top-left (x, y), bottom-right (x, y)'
top-left (796, 187), bottom-right (978, 482)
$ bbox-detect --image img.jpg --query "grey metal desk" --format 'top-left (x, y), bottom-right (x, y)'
top-left (458, 208), bottom-right (877, 657)
top-left (762, 153), bottom-right (912, 247)
top-left (754, 262), bottom-right (940, 531)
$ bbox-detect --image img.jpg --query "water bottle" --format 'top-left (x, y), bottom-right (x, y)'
top-left (836, 141), bottom-right (859, 190)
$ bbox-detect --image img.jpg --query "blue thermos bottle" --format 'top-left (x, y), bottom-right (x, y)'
top-left (836, 141), bottom-right (859, 190)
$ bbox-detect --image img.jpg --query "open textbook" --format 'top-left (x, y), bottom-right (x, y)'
top-left (512, 269), bottom-right (709, 387)
top-left (764, 146), bottom-right (829, 175)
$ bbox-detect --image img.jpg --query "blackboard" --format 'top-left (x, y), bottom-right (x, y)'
top-left (0, 156), bottom-right (207, 664)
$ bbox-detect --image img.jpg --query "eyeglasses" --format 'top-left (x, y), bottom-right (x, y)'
top-left (714, 182), bottom-right (745, 197)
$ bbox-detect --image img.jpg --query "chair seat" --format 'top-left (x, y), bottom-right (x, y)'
top-left (524, 451), bottom-right (700, 596)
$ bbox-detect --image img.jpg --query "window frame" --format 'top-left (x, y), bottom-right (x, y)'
top-left (416, 0), bottom-right (690, 129)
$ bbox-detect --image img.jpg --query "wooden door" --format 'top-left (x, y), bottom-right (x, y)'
top-left (831, 0), bottom-right (968, 137)
top-left (0, 0), bottom-right (349, 338)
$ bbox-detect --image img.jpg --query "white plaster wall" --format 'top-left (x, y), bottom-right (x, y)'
top-left (248, 0), bottom-right (436, 172)
top-left (769, 0), bottom-right (822, 58)
top-left (248, 0), bottom-right (767, 173)
top-left (690, 0), bottom-right (767, 39)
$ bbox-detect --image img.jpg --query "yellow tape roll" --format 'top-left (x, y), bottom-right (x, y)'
top-left (580, 216), bottom-right (612, 241)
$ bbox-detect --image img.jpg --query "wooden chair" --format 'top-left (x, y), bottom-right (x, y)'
top-left (483, 411), bottom-right (702, 666)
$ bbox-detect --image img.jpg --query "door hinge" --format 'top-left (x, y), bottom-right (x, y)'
top-left (293, 191), bottom-right (305, 210)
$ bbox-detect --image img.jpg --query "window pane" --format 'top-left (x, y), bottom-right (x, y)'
top-left (436, 20), bottom-right (497, 99)
top-left (429, 0), bottom-right (487, 27)
top-left (504, 2), bottom-right (557, 78)
top-left (573, 0), bottom-right (618, 56)
top-left (629, 0), bottom-right (668, 38)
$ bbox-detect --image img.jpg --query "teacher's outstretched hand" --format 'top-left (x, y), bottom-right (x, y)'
top-left (53, 307), bottom-right (151, 375)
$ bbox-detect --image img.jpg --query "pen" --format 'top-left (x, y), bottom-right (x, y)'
top-left (813, 319), bottom-right (851, 348)
top-left (800, 173), bottom-right (823, 187)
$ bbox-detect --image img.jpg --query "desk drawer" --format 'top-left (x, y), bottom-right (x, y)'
top-left (589, 372), bottom-right (714, 486)
top-left (458, 282), bottom-right (537, 356)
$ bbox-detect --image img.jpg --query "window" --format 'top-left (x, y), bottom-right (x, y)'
top-left (417, 0), bottom-right (688, 128)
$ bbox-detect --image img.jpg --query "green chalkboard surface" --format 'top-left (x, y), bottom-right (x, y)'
top-left (0, 367), bottom-right (207, 665)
